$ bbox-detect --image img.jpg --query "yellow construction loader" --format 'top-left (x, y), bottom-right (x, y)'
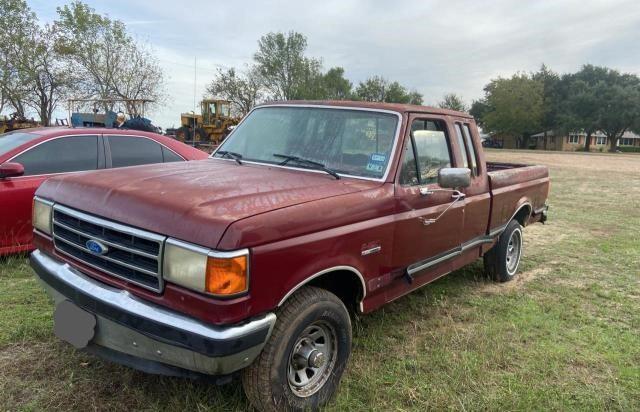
top-left (175, 99), bottom-right (239, 146)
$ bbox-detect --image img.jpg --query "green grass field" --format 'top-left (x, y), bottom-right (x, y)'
top-left (1, 150), bottom-right (638, 411)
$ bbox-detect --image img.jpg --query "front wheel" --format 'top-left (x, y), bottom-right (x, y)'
top-left (242, 287), bottom-right (352, 411)
top-left (484, 219), bottom-right (524, 282)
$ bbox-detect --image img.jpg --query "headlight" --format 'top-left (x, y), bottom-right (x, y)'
top-left (163, 238), bottom-right (249, 297)
top-left (32, 197), bottom-right (53, 235)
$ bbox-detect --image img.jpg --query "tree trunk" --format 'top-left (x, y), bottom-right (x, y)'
top-left (609, 136), bottom-right (619, 153)
top-left (584, 132), bottom-right (592, 152)
top-left (543, 131), bottom-right (548, 150)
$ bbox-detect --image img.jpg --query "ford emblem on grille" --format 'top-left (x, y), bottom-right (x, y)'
top-left (86, 239), bottom-right (108, 255)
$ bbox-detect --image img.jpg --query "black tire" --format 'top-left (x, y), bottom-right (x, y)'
top-left (242, 287), bottom-right (352, 412)
top-left (175, 126), bottom-right (191, 142)
top-left (484, 219), bottom-right (524, 282)
top-left (194, 127), bottom-right (209, 142)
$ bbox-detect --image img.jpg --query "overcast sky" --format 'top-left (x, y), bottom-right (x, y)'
top-left (29, 0), bottom-right (640, 129)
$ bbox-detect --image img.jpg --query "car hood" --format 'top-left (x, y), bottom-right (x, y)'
top-left (36, 159), bottom-right (379, 249)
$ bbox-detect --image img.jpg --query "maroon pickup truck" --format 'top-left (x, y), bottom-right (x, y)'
top-left (30, 101), bottom-right (549, 411)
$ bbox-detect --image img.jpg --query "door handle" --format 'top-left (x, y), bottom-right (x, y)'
top-left (417, 190), bottom-right (465, 227)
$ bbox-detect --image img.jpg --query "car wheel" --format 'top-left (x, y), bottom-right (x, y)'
top-left (175, 126), bottom-right (191, 142)
top-left (242, 286), bottom-right (352, 411)
top-left (484, 219), bottom-right (523, 282)
top-left (194, 128), bottom-right (209, 142)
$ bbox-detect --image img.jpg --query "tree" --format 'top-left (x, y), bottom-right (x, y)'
top-left (206, 66), bottom-right (263, 116)
top-left (532, 64), bottom-right (560, 149)
top-left (253, 31), bottom-right (321, 101)
top-left (22, 25), bottom-right (71, 125)
top-left (355, 76), bottom-right (422, 104)
top-left (559, 65), bottom-right (640, 152)
top-left (319, 67), bottom-right (352, 100)
top-left (0, 0), bottom-right (70, 124)
top-left (438, 93), bottom-right (468, 112)
top-left (54, 1), bottom-right (165, 114)
top-left (469, 99), bottom-right (490, 127)
top-left (597, 71), bottom-right (640, 152)
top-left (557, 66), bottom-right (606, 151)
top-left (0, 0), bottom-right (38, 117)
top-left (474, 73), bottom-right (544, 149)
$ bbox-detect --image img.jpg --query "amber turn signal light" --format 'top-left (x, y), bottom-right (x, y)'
top-left (205, 255), bottom-right (248, 295)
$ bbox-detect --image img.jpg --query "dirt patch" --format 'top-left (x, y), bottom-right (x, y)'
top-left (478, 266), bottom-right (551, 294)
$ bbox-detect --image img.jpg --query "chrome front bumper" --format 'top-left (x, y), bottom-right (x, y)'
top-left (30, 250), bottom-right (276, 376)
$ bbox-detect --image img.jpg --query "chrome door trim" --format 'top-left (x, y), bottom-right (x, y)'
top-left (407, 232), bottom-right (498, 276)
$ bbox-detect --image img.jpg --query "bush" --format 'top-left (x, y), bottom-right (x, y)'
top-left (618, 146), bottom-right (640, 153)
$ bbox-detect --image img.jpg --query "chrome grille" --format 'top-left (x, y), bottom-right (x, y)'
top-left (52, 204), bottom-right (166, 292)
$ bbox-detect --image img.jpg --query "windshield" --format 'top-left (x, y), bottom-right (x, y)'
top-left (0, 131), bottom-right (41, 155)
top-left (214, 106), bottom-right (399, 179)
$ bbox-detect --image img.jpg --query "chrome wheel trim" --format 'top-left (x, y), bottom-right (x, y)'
top-left (287, 320), bottom-right (338, 398)
top-left (506, 228), bottom-right (523, 275)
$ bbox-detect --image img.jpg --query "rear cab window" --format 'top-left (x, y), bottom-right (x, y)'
top-left (461, 123), bottom-right (479, 176)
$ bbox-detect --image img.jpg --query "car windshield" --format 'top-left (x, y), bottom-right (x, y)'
top-left (0, 131), bottom-right (41, 155)
top-left (213, 106), bottom-right (399, 179)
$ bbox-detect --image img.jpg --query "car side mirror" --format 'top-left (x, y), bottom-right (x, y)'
top-left (438, 168), bottom-right (470, 189)
top-left (0, 162), bottom-right (25, 179)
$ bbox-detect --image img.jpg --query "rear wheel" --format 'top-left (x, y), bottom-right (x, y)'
top-left (484, 219), bottom-right (523, 282)
top-left (175, 126), bottom-right (191, 142)
top-left (194, 127), bottom-right (209, 142)
top-left (242, 287), bottom-right (352, 411)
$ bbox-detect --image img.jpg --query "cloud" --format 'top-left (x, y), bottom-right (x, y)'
top-left (28, 0), bottom-right (640, 128)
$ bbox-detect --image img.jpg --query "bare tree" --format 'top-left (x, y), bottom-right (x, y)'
top-left (110, 42), bottom-right (165, 116)
top-left (54, 1), bottom-right (165, 114)
top-left (22, 25), bottom-right (72, 125)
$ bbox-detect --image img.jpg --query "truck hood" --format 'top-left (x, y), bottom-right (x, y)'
top-left (36, 159), bottom-right (378, 249)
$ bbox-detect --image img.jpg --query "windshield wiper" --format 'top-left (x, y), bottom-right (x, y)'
top-left (273, 153), bottom-right (340, 180)
top-left (216, 150), bottom-right (243, 165)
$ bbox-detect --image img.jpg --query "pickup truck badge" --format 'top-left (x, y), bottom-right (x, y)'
top-left (85, 239), bottom-right (108, 255)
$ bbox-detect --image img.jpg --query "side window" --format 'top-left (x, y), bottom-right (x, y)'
top-left (462, 124), bottom-right (479, 176)
top-left (108, 135), bottom-right (164, 167)
top-left (399, 138), bottom-right (418, 185)
top-left (400, 119), bottom-right (451, 186)
top-left (454, 124), bottom-right (469, 169)
top-left (413, 130), bottom-right (452, 184)
top-left (12, 135), bottom-right (98, 176)
top-left (162, 146), bottom-right (184, 162)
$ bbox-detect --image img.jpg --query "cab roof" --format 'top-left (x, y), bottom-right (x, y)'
top-left (261, 100), bottom-right (474, 119)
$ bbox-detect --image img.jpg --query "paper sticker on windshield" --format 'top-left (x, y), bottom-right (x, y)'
top-left (366, 153), bottom-right (386, 173)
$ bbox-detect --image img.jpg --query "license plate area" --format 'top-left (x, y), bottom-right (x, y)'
top-left (53, 300), bottom-right (96, 349)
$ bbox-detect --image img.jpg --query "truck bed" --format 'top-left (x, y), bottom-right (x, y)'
top-left (486, 162), bottom-right (550, 231)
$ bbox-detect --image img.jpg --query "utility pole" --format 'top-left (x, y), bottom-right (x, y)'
top-left (193, 56), bottom-right (197, 147)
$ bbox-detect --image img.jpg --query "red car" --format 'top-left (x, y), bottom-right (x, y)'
top-left (0, 127), bottom-right (207, 255)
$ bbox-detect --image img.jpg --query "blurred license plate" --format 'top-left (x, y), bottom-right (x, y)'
top-left (53, 300), bottom-right (96, 349)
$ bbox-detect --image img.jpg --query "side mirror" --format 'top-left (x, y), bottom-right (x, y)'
top-left (0, 162), bottom-right (25, 179)
top-left (438, 168), bottom-right (470, 189)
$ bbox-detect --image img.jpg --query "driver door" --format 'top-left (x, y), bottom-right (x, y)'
top-left (392, 116), bottom-right (464, 287)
